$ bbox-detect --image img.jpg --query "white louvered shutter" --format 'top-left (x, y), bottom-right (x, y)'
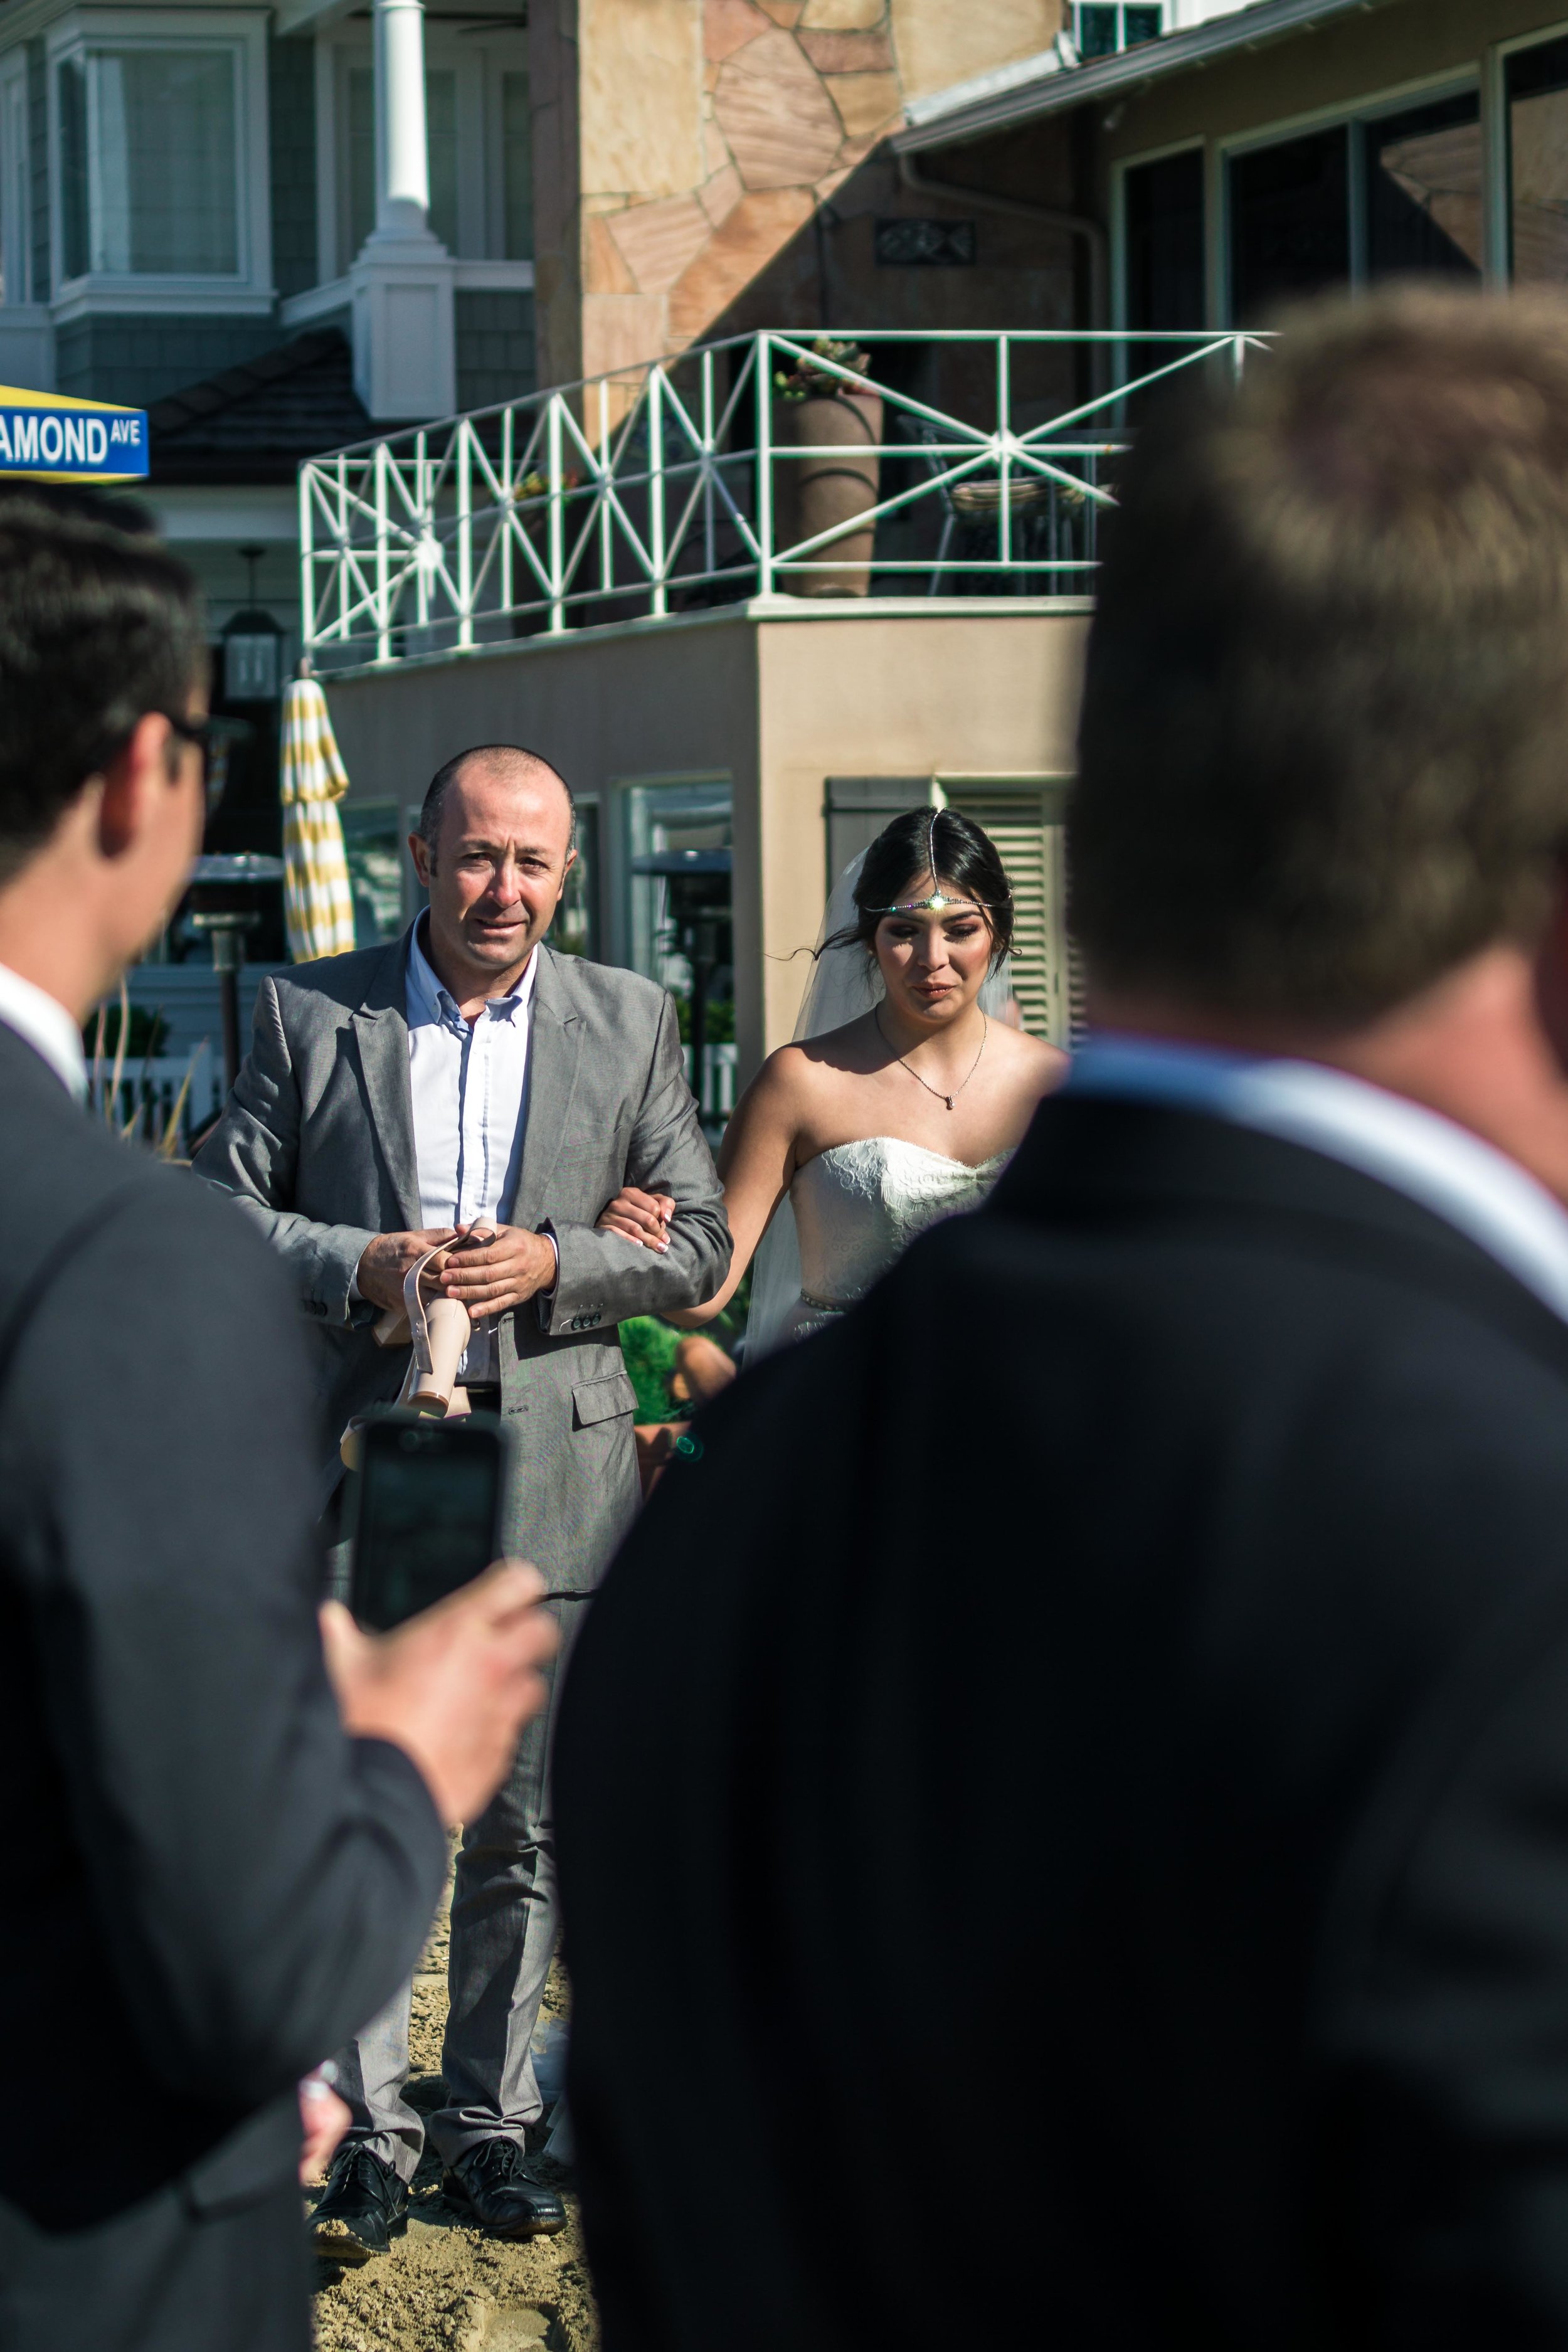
top-left (939, 780), bottom-right (1082, 1049)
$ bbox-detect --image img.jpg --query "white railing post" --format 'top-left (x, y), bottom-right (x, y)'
top-left (500, 404), bottom-right (514, 622)
top-left (374, 442), bottom-right (391, 664)
top-left (299, 462), bottom-right (315, 658)
top-left (997, 332), bottom-right (1012, 579)
top-left (337, 453), bottom-right (350, 645)
top-left (457, 418), bottom-right (473, 650)
top-left (547, 392), bottom-right (565, 634)
top-left (702, 344), bottom-right (716, 579)
top-left (413, 431), bottom-right (430, 635)
top-left (649, 364), bottom-right (667, 619)
top-left (598, 376), bottom-right (613, 602)
top-left (756, 332), bottom-right (773, 597)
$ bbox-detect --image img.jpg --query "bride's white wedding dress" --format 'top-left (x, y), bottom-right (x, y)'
top-left (776, 1136), bottom-right (1010, 1347)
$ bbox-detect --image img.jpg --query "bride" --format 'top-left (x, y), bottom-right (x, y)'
top-left (598, 806), bottom-right (1067, 1356)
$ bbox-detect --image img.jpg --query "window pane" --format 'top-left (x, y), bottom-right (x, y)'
top-left (58, 56), bottom-right (88, 281)
top-left (1123, 146), bottom-right (1204, 413)
top-left (1229, 127), bottom-right (1349, 323)
top-left (502, 69), bottom-right (532, 260)
top-left (348, 64), bottom-right (375, 256)
top-left (94, 50), bottom-right (237, 274)
top-left (554, 801), bottom-right (598, 959)
top-left (425, 68), bottom-right (457, 252)
top-left (1366, 92), bottom-right (1481, 281)
top-left (339, 801), bottom-right (406, 947)
top-left (1077, 6), bottom-right (1121, 61)
top-left (1509, 36), bottom-right (1568, 285)
top-left (1125, 6), bottom-right (1163, 47)
top-left (1125, 147), bottom-right (1203, 330)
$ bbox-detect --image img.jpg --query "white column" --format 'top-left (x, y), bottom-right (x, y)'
top-left (372, 0), bottom-right (433, 243)
top-left (351, 0), bottom-right (456, 418)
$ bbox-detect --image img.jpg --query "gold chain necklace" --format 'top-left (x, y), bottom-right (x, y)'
top-left (873, 1007), bottom-right (988, 1111)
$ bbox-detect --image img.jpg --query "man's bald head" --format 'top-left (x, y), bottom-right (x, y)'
top-left (418, 744), bottom-right (575, 866)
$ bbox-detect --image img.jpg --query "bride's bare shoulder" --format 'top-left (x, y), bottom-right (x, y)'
top-left (760, 1015), bottom-right (879, 1092)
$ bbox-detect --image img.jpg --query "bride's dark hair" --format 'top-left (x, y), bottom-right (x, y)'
top-left (822, 807), bottom-right (1014, 965)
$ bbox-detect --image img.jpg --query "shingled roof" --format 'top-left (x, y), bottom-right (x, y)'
top-left (149, 330), bottom-right (378, 484)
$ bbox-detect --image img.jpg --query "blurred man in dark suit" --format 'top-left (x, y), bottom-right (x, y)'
top-left (0, 486), bottom-right (555, 2352)
top-left (556, 289), bottom-right (1568, 2350)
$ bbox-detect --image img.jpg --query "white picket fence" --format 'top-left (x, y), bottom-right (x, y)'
top-left (686, 1041), bottom-right (738, 1127)
top-left (86, 1044), bottom-right (227, 1156)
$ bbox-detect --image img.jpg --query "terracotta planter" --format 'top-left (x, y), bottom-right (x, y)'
top-left (784, 389), bottom-right (884, 598)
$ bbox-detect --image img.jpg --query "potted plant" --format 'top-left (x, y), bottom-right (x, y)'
top-left (775, 338), bottom-right (882, 598)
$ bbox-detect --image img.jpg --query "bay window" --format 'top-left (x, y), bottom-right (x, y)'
top-left (49, 13), bottom-right (269, 304)
top-left (60, 46), bottom-right (236, 277)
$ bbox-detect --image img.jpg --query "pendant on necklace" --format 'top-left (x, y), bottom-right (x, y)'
top-left (944, 1095), bottom-right (955, 1110)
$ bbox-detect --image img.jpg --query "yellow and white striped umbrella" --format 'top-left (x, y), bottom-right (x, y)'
top-left (280, 673), bottom-right (358, 961)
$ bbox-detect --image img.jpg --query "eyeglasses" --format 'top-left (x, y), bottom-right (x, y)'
top-left (157, 711), bottom-right (216, 771)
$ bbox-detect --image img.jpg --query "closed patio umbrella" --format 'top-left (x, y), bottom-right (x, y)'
top-left (280, 669), bottom-right (357, 961)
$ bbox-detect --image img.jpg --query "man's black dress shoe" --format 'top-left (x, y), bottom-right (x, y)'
top-left (310, 2144), bottom-right (409, 2261)
top-left (442, 2137), bottom-right (568, 2238)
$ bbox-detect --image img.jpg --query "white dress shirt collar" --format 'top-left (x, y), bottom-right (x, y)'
top-left (0, 961), bottom-right (87, 1099)
top-left (406, 916), bottom-right (539, 1033)
top-left (1067, 1033), bottom-right (1568, 1326)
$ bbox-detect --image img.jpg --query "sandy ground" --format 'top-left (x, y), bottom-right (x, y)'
top-left (310, 1890), bottom-right (599, 2352)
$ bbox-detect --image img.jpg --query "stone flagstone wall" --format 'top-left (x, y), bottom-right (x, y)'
top-left (531, 0), bottom-right (1063, 392)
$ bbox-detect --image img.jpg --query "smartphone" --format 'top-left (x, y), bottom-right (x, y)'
top-left (348, 1410), bottom-right (509, 1632)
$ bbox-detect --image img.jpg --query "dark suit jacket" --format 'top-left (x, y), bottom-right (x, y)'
top-left (556, 1094), bottom-right (1568, 2351)
top-left (0, 1025), bottom-right (447, 2352)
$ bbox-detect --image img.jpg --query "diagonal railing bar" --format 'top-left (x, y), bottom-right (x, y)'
top-left (777, 443), bottom-right (1000, 566)
top-left (301, 327), bottom-right (1273, 661)
top-left (1015, 334), bottom-right (1259, 444)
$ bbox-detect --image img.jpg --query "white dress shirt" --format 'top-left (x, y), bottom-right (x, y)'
top-left (0, 960), bottom-right (87, 1099)
top-left (1067, 1034), bottom-right (1568, 1327)
top-left (405, 919), bottom-right (539, 1384)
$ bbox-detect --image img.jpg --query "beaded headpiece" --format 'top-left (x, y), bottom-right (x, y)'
top-left (862, 810), bottom-right (1009, 918)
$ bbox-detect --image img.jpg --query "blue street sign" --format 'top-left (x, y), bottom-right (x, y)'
top-left (0, 386), bottom-right (148, 481)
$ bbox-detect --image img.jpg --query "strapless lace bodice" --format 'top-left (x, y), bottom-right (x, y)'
top-left (789, 1136), bottom-right (1008, 1322)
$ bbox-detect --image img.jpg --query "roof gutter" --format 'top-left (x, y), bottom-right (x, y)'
top-left (895, 0), bottom-right (1405, 152)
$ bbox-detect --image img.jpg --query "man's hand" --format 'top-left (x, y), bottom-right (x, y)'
top-left (435, 1223), bottom-right (558, 1315)
top-left (319, 1562), bottom-right (557, 1826)
top-left (356, 1227), bottom-right (458, 1316)
top-left (596, 1187), bottom-right (674, 1253)
top-left (299, 2071), bottom-right (352, 2184)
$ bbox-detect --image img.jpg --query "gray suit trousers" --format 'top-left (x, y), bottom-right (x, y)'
top-left (337, 1593), bottom-right (588, 2178)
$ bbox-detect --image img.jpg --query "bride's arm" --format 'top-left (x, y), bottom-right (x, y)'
top-left (598, 1052), bottom-right (802, 1330)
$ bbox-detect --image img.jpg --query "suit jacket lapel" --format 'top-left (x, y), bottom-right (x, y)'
top-left (510, 946), bottom-right (582, 1234)
top-left (351, 930), bottom-right (421, 1231)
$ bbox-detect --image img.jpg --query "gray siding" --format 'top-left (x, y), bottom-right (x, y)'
top-left (455, 290), bottom-right (535, 412)
top-left (27, 41), bottom-right (46, 301)
top-left (56, 316), bottom-right (282, 405)
top-left (270, 34), bottom-right (317, 301)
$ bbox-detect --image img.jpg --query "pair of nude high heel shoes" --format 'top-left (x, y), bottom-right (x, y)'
top-left (339, 1229), bottom-right (488, 1470)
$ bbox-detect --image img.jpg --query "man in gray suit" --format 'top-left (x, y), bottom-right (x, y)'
top-left (194, 743), bottom-right (730, 2255)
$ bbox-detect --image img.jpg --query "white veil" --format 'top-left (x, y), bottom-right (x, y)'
top-left (743, 850), bottom-right (1015, 1363)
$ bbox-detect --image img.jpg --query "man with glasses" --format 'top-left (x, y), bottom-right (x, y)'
top-left (0, 486), bottom-right (556, 2351)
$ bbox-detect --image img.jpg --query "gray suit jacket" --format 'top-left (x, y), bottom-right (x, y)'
top-left (193, 930), bottom-right (731, 1594)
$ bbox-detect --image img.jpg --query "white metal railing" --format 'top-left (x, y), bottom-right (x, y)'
top-left (299, 329), bottom-right (1268, 670)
